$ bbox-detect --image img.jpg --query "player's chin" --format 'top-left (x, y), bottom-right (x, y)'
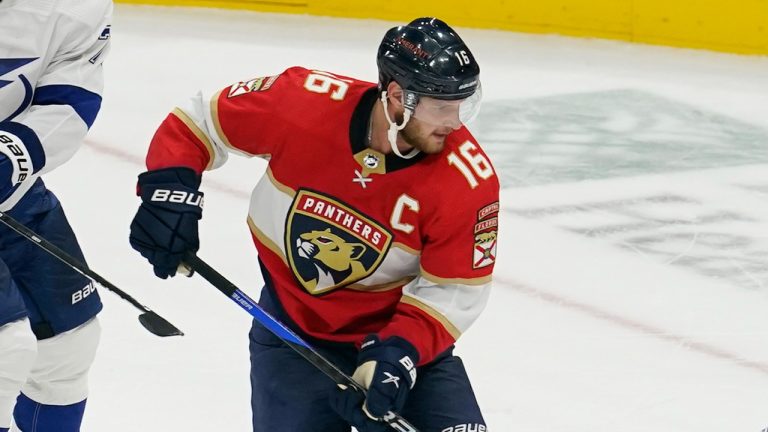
top-left (425, 133), bottom-right (448, 153)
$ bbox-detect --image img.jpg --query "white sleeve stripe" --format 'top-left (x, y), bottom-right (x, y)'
top-left (420, 266), bottom-right (493, 286)
top-left (401, 294), bottom-right (462, 339)
top-left (401, 276), bottom-right (492, 335)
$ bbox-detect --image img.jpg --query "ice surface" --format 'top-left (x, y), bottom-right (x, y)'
top-left (40, 5), bottom-right (768, 431)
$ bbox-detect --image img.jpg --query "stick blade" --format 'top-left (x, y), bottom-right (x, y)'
top-left (138, 311), bottom-right (184, 337)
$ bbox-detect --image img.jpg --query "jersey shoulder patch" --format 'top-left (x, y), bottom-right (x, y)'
top-left (228, 75), bottom-right (279, 98)
top-left (472, 201), bottom-right (498, 269)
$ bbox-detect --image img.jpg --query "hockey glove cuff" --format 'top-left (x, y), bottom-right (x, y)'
top-left (328, 385), bottom-right (390, 432)
top-left (0, 122), bottom-right (45, 202)
top-left (129, 167), bottom-right (203, 279)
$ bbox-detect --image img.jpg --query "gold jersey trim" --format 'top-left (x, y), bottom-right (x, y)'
top-left (171, 108), bottom-right (215, 170)
top-left (266, 167), bottom-right (296, 198)
top-left (248, 216), bottom-right (288, 266)
top-left (345, 275), bottom-right (417, 293)
top-left (392, 242), bottom-right (420, 256)
top-left (401, 295), bottom-right (461, 340)
top-left (420, 266), bottom-right (492, 286)
top-left (209, 89), bottom-right (270, 159)
top-left (209, 89), bottom-right (235, 152)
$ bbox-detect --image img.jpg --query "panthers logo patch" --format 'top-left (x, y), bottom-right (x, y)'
top-left (285, 189), bottom-right (393, 295)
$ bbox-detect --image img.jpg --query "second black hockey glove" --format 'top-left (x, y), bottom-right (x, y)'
top-left (0, 152), bottom-right (16, 202)
top-left (331, 335), bottom-right (419, 424)
top-left (328, 386), bottom-right (389, 432)
top-left (0, 122), bottom-right (43, 202)
top-left (129, 167), bottom-right (203, 279)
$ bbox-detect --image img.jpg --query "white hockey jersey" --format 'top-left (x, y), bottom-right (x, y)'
top-left (0, 0), bottom-right (112, 210)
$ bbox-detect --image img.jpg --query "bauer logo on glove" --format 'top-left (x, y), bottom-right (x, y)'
top-left (149, 188), bottom-right (204, 208)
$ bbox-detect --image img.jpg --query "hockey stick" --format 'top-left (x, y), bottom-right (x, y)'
top-left (183, 252), bottom-right (421, 432)
top-left (0, 211), bottom-right (183, 337)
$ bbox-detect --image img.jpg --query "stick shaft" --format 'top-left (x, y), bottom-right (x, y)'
top-left (184, 253), bottom-right (420, 432)
top-left (0, 211), bottom-right (185, 338)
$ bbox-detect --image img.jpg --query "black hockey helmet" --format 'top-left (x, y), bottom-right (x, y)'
top-left (377, 17), bottom-right (480, 101)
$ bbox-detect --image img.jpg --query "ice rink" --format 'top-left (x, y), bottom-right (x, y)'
top-left (41, 5), bottom-right (768, 431)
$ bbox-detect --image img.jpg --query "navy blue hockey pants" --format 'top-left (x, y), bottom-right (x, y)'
top-left (0, 179), bottom-right (102, 338)
top-left (249, 293), bottom-right (487, 432)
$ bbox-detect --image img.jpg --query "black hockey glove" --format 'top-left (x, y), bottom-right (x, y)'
top-left (328, 386), bottom-right (389, 432)
top-left (330, 335), bottom-right (418, 426)
top-left (0, 153), bottom-right (15, 202)
top-left (129, 167), bottom-right (203, 279)
top-left (0, 123), bottom-right (41, 202)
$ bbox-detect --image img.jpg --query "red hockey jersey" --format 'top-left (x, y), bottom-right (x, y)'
top-left (146, 67), bottom-right (499, 365)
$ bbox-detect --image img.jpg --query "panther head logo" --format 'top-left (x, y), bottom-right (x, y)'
top-left (295, 228), bottom-right (368, 292)
top-left (475, 231), bottom-right (497, 243)
top-left (286, 189), bottom-right (393, 295)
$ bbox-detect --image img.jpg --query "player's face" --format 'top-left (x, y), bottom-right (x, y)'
top-left (398, 112), bottom-right (456, 154)
top-left (384, 83), bottom-right (473, 155)
top-left (412, 96), bottom-right (464, 130)
top-left (396, 96), bottom-right (464, 154)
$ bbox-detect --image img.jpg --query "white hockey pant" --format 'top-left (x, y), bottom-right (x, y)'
top-left (0, 317), bottom-right (100, 428)
top-left (0, 318), bottom-right (36, 429)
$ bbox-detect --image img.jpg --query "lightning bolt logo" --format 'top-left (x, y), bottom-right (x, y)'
top-left (0, 58), bottom-right (37, 89)
top-left (0, 57), bottom-right (38, 122)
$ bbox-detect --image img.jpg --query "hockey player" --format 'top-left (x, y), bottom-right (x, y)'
top-left (0, 0), bottom-right (111, 430)
top-left (130, 17), bottom-right (497, 431)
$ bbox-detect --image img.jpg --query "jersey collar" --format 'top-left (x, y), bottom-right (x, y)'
top-left (348, 87), bottom-right (426, 174)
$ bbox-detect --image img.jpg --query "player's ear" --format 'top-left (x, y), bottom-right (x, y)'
top-left (386, 81), bottom-right (404, 109)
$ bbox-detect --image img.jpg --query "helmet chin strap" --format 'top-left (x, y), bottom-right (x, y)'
top-left (380, 91), bottom-right (420, 159)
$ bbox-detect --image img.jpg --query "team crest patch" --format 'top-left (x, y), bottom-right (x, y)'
top-left (285, 189), bottom-right (393, 295)
top-left (227, 75), bottom-right (278, 97)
